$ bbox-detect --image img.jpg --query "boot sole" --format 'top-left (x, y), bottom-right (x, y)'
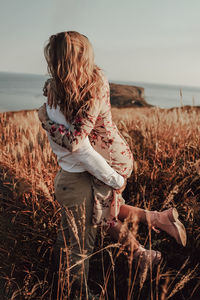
top-left (172, 208), bottom-right (187, 247)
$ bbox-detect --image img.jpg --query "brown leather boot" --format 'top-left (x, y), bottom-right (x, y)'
top-left (146, 207), bottom-right (187, 247)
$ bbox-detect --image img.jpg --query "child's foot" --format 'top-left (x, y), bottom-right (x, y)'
top-left (146, 207), bottom-right (187, 247)
top-left (133, 245), bottom-right (161, 283)
top-left (134, 245), bottom-right (162, 269)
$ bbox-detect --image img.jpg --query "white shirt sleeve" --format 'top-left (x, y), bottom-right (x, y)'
top-left (73, 145), bottom-right (125, 189)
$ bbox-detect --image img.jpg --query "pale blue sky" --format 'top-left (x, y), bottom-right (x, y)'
top-left (0, 0), bottom-right (200, 86)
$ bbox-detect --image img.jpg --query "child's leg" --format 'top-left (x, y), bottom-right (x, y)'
top-left (118, 204), bottom-right (187, 247)
top-left (107, 219), bottom-right (139, 252)
top-left (107, 219), bottom-right (161, 270)
top-left (118, 204), bottom-right (147, 223)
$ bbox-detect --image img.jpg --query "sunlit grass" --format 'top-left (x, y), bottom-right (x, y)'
top-left (0, 107), bottom-right (200, 299)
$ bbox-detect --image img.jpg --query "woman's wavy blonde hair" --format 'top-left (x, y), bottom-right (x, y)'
top-left (44, 31), bottom-right (104, 122)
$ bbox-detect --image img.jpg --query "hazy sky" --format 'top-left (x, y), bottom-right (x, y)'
top-left (1, 0), bottom-right (200, 86)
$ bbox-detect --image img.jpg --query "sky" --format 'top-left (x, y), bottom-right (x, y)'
top-left (0, 0), bottom-right (200, 86)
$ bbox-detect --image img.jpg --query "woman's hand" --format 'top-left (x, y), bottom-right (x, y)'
top-left (115, 179), bottom-right (127, 194)
top-left (38, 103), bottom-right (49, 123)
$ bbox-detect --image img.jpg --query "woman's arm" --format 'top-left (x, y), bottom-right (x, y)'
top-left (72, 143), bottom-right (125, 189)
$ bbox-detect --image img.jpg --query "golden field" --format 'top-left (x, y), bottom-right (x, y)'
top-left (0, 107), bottom-right (200, 299)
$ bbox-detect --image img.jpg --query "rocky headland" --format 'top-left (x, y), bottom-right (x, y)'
top-left (109, 82), bottom-right (151, 108)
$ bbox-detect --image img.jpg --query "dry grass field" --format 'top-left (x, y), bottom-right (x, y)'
top-left (0, 107), bottom-right (200, 299)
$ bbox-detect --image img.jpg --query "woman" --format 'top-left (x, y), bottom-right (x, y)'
top-left (38, 31), bottom-right (187, 298)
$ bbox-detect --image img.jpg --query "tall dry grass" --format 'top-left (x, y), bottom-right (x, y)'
top-left (0, 107), bottom-right (200, 299)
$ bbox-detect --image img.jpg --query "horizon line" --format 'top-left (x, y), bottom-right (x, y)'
top-left (0, 70), bottom-right (200, 90)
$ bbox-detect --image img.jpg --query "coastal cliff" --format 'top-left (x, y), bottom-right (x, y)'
top-left (109, 82), bottom-right (151, 108)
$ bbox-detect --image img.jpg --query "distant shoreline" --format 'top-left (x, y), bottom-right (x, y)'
top-left (0, 71), bottom-right (200, 90)
top-left (1, 71), bottom-right (200, 110)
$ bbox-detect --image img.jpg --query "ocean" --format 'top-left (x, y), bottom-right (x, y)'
top-left (0, 72), bottom-right (200, 112)
top-left (0, 72), bottom-right (47, 112)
